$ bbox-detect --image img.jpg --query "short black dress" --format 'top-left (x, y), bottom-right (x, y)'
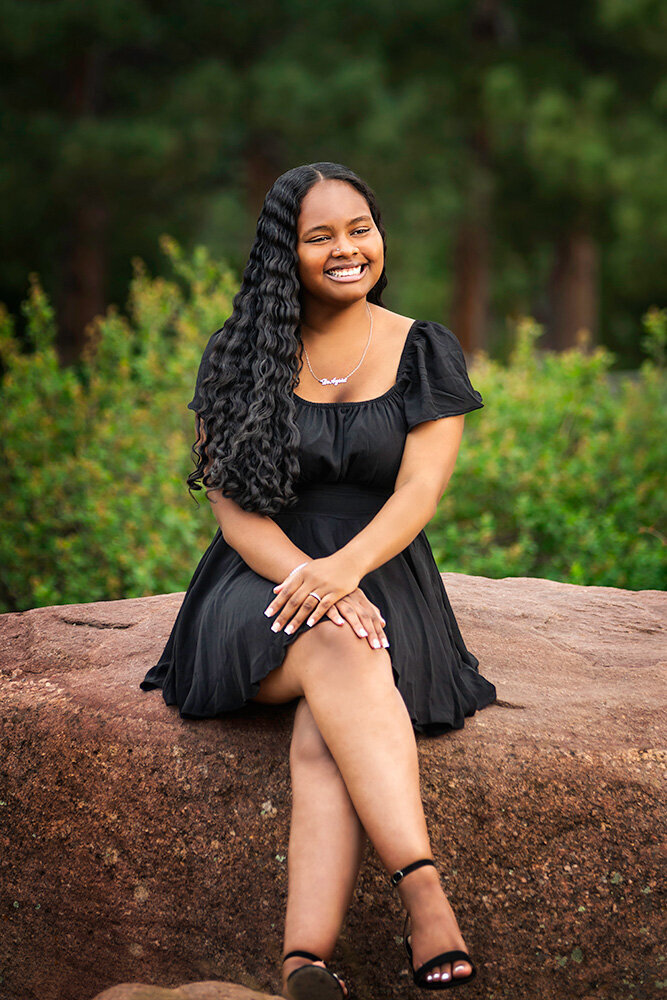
top-left (140, 318), bottom-right (497, 736)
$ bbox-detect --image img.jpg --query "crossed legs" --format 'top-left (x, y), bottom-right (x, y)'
top-left (252, 620), bottom-right (474, 993)
top-left (282, 697), bottom-right (366, 996)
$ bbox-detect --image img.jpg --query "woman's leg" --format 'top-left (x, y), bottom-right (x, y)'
top-left (281, 697), bottom-right (367, 997)
top-left (254, 621), bottom-right (473, 985)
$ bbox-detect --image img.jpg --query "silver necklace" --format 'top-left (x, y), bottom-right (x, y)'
top-left (301, 302), bottom-right (373, 386)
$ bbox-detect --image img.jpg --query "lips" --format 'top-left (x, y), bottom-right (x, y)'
top-left (324, 263), bottom-right (368, 278)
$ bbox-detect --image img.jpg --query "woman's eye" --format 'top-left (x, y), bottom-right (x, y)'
top-left (309, 228), bottom-right (370, 243)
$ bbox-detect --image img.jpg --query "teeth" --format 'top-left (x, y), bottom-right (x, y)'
top-left (327, 265), bottom-right (364, 276)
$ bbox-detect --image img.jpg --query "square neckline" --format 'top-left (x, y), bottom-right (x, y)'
top-left (292, 318), bottom-right (421, 408)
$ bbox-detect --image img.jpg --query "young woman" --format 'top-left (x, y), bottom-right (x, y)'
top-left (140, 161), bottom-right (497, 997)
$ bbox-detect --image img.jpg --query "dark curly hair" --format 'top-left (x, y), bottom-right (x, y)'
top-left (186, 161), bottom-right (388, 514)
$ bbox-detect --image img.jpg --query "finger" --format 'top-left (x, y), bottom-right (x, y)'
top-left (331, 605), bottom-right (369, 641)
top-left (264, 580), bottom-right (298, 618)
top-left (326, 603), bottom-right (347, 626)
top-left (272, 591), bottom-right (321, 634)
top-left (286, 590), bottom-right (340, 634)
top-left (365, 602), bottom-right (388, 645)
top-left (371, 609), bottom-right (390, 648)
top-left (303, 594), bottom-right (338, 630)
top-left (357, 610), bottom-right (387, 650)
top-left (367, 601), bottom-right (386, 629)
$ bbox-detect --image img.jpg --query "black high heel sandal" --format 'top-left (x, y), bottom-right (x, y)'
top-left (282, 949), bottom-right (347, 1000)
top-left (389, 858), bottom-right (477, 990)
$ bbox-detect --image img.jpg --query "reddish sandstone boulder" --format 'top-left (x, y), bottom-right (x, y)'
top-left (92, 981), bottom-right (281, 999)
top-left (0, 575), bottom-right (664, 1000)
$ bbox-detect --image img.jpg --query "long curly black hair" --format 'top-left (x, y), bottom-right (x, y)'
top-left (186, 162), bottom-right (388, 514)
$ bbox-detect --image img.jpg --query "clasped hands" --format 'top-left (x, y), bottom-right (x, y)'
top-left (263, 555), bottom-right (390, 650)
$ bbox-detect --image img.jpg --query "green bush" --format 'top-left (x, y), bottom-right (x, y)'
top-left (430, 313), bottom-right (666, 590)
top-left (0, 237), bottom-right (238, 612)
top-left (0, 241), bottom-right (664, 613)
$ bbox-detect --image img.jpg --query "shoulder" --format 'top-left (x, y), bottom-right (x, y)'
top-left (411, 318), bottom-right (464, 351)
top-left (398, 318), bottom-right (467, 379)
top-left (397, 318), bottom-right (483, 427)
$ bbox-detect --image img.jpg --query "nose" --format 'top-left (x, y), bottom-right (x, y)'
top-left (333, 241), bottom-right (359, 257)
top-left (334, 236), bottom-right (359, 253)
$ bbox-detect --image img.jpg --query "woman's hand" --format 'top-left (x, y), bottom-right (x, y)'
top-left (329, 588), bottom-right (390, 650)
top-left (264, 556), bottom-right (388, 649)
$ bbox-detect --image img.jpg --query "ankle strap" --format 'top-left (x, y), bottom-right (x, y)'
top-left (389, 857), bottom-right (436, 887)
top-left (283, 949), bottom-right (323, 963)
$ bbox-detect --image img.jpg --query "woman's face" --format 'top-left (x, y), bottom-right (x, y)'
top-left (295, 179), bottom-right (384, 310)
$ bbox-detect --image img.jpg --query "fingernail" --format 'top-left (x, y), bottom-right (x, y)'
top-left (306, 618), bottom-right (315, 627)
top-left (358, 629), bottom-right (368, 637)
top-left (271, 622), bottom-right (281, 632)
top-left (284, 624), bottom-right (294, 634)
top-left (382, 639), bottom-right (390, 648)
top-left (264, 607), bottom-right (274, 616)
top-left (371, 638), bottom-right (380, 648)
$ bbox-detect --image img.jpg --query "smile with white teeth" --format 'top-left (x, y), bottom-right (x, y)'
top-left (325, 263), bottom-right (368, 280)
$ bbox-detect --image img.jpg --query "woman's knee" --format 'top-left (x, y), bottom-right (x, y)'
top-left (308, 619), bottom-right (393, 676)
top-left (290, 697), bottom-right (336, 770)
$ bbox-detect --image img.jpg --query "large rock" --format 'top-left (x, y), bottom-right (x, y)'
top-left (93, 984), bottom-right (280, 1000)
top-left (0, 575), bottom-right (664, 1000)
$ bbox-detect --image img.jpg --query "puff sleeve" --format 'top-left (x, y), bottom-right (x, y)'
top-left (399, 320), bottom-right (484, 430)
top-left (187, 327), bottom-right (223, 413)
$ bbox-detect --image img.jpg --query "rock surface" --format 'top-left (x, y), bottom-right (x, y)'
top-left (0, 575), bottom-right (664, 1000)
top-left (93, 983), bottom-right (280, 1000)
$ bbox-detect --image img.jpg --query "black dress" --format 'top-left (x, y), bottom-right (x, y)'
top-left (140, 318), bottom-right (497, 736)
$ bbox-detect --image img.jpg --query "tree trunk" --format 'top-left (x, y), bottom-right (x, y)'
top-left (57, 197), bottom-right (108, 365)
top-left (546, 230), bottom-right (598, 351)
top-left (449, 214), bottom-right (490, 353)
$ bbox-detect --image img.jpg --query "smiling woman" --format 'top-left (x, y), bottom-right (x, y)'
top-left (139, 162), bottom-right (495, 999)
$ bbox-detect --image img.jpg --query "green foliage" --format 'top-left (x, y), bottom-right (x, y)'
top-left (0, 244), bottom-right (664, 613)
top-left (0, 237), bottom-right (237, 612)
top-left (429, 314), bottom-right (666, 590)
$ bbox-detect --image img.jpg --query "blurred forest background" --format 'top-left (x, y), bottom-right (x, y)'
top-left (0, 0), bottom-right (665, 611)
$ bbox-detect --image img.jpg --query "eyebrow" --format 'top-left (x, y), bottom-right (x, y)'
top-left (301, 215), bottom-right (372, 238)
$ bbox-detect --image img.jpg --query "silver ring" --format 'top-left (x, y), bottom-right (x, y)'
top-left (308, 591), bottom-right (322, 602)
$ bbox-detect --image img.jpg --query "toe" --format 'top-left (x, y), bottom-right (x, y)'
top-left (332, 972), bottom-right (348, 997)
top-left (453, 959), bottom-right (472, 977)
top-left (425, 964), bottom-right (446, 983)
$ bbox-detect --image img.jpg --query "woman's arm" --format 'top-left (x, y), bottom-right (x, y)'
top-left (266, 414), bottom-right (466, 632)
top-left (336, 413), bottom-right (466, 579)
top-left (194, 415), bottom-right (311, 584)
top-left (193, 416), bottom-right (389, 648)
top-left (208, 489), bottom-right (312, 584)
